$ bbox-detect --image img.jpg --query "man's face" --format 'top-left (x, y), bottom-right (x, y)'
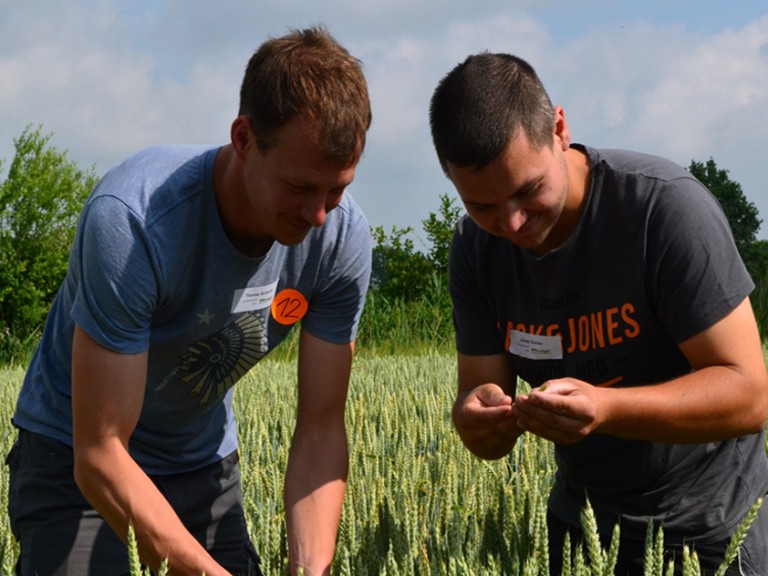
top-left (446, 126), bottom-right (572, 255)
top-left (241, 114), bottom-right (358, 246)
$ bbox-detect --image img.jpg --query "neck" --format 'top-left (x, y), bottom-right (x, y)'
top-left (213, 145), bottom-right (273, 258)
top-left (530, 147), bottom-right (590, 257)
top-left (564, 146), bottom-right (591, 216)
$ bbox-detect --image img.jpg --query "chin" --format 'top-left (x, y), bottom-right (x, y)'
top-left (277, 230), bottom-right (312, 246)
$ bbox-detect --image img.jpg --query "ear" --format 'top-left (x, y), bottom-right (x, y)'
top-left (553, 106), bottom-right (571, 151)
top-left (230, 115), bottom-right (254, 161)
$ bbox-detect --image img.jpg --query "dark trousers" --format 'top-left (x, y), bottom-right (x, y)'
top-left (547, 501), bottom-right (768, 576)
top-left (6, 429), bottom-right (262, 576)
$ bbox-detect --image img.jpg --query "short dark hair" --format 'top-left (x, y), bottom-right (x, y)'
top-left (429, 53), bottom-right (554, 174)
top-left (239, 26), bottom-right (372, 164)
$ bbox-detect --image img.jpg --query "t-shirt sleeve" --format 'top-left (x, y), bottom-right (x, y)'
top-left (301, 197), bottom-right (372, 344)
top-left (647, 177), bottom-right (754, 343)
top-left (449, 217), bottom-right (507, 355)
top-left (71, 195), bottom-right (158, 353)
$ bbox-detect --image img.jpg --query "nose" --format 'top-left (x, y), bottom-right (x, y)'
top-left (498, 202), bottom-right (526, 234)
top-left (301, 194), bottom-right (329, 228)
top-left (302, 204), bottom-right (326, 228)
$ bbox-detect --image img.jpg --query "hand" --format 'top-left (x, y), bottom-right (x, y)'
top-left (512, 378), bottom-right (602, 445)
top-left (453, 383), bottom-right (520, 459)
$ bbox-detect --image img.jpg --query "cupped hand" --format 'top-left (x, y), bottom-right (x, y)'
top-left (453, 383), bottom-right (521, 459)
top-left (512, 378), bottom-right (602, 445)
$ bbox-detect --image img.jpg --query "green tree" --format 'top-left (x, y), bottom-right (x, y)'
top-left (362, 194), bottom-right (464, 350)
top-left (0, 125), bottom-right (98, 361)
top-left (370, 225), bottom-right (431, 301)
top-left (370, 193), bottom-right (463, 302)
top-left (422, 193), bottom-right (463, 278)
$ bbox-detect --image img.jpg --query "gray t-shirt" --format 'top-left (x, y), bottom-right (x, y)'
top-left (450, 145), bottom-right (768, 543)
top-left (14, 145), bottom-right (372, 474)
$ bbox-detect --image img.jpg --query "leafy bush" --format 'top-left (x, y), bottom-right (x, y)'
top-left (371, 193), bottom-right (462, 302)
top-left (0, 126), bottom-right (97, 363)
top-left (370, 225), bottom-right (432, 302)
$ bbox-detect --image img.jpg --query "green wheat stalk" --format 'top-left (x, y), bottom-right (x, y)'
top-left (714, 496), bottom-right (763, 576)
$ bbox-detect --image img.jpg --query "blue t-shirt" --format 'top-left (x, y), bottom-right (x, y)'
top-left (13, 145), bottom-right (372, 474)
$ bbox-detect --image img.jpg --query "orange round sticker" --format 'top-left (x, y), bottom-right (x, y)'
top-left (272, 288), bottom-right (309, 326)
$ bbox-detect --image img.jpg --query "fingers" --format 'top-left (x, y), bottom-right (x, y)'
top-left (454, 385), bottom-right (521, 458)
top-left (512, 381), bottom-right (596, 444)
top-left (454, 384), bottom-right (516, 436)
top-left (458, 388), bottom-right (514, 429)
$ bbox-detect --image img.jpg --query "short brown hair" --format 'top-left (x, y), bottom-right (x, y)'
top-left (239, 26), bottom-right (372, 165)
top-left (430, 53), bottom-right (554, 174)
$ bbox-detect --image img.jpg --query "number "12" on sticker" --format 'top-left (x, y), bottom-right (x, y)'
top-left (271, 289), bottom-right (309, 325)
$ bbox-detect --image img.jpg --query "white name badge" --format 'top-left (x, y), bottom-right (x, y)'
top-left (231, 281), bottom-right (279, 313)
top-left (508, 329), bottom-right (563, 360)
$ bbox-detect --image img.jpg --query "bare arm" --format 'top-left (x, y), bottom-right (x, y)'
top-left (284, 329), bottom-right (353, 576)
top-left (513, 298), bottom-right (768, 444)
top-left (452, 352), bottom-right (521, 460)
top-left (71, 326), bottom-right (230, 575)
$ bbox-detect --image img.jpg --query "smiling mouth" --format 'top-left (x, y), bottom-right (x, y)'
top-left (284, 219), bottom-right (313, 239)
top-left (284, 215), bottom-right (310, 229)
top-left (512, 213), bottom-right (539, 239)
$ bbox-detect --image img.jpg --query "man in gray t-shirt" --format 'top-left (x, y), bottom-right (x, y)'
top-left (8, 27), bottom-right (372, 576)
top-left (429, 53), bottom-right (768, 574)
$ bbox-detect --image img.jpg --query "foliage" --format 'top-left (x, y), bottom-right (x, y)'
top-left (0, 126), bottom-right (97, 362)
top-left (370, 225), bottom-right (432, 301)
top-left (688, 158), bottom-right (761, 248)
top-left (365, 193), bottom-right (462, 352)
top-left (127, 524), bottom-right (169, 575)
top-left (357, 273), bottom-right (454, 354)
top-left (421, 193), bottom-right (463, 278)
top-left (370, 193), bottom-right (463, 303)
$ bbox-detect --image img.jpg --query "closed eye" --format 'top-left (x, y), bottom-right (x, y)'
top-left (284, 182), bottom-right (314, 195)
top-left (466, 203), bottom-right (492, 213)
top-left (516, 178), bottom-right (543, 199)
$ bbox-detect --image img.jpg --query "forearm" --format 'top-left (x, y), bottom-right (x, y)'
top-left (74, 441), bottom-right (228, 576)
top-left (284, 426), bottom-right (348, 576)
top-left (596, 365), bottom-right (768, 443)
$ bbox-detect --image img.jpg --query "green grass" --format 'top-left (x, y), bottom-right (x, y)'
top-left (0, 353), bottom-right (763, 575)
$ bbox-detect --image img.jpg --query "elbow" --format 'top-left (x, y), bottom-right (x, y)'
top-left (739, 372), bottom-right (768, 435)
top-left (72, 448), bottom-right (97, 497)
top-left (748, 394), bottom-right (768, 435)
top-left (72, 443), bottom-right (115, 502)
top-left (743, 415), bottom-right (768, 438)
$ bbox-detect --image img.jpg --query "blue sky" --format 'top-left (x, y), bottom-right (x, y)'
top-left (2, 1), bottom-right (767, 242)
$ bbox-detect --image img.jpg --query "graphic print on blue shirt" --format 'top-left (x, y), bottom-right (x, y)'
top-left (176, 311), bottom-right (269, 406)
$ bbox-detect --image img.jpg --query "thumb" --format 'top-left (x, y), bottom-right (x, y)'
top-left (476, 383), bottom-right (513, 408)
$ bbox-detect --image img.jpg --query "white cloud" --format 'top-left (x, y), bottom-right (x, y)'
top-left (539, 16), bottom-right (768, 234)
top-left (1, 2), bottom-right (766, 239)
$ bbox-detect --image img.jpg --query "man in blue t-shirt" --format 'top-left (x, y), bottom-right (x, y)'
top-left (8, 27), bottom-right (372, 576)
top-left (429, 53), bottom-right (768, 574)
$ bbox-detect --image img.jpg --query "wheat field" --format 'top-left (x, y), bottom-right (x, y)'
top-left (0, 352), bottom-right (761, 574)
